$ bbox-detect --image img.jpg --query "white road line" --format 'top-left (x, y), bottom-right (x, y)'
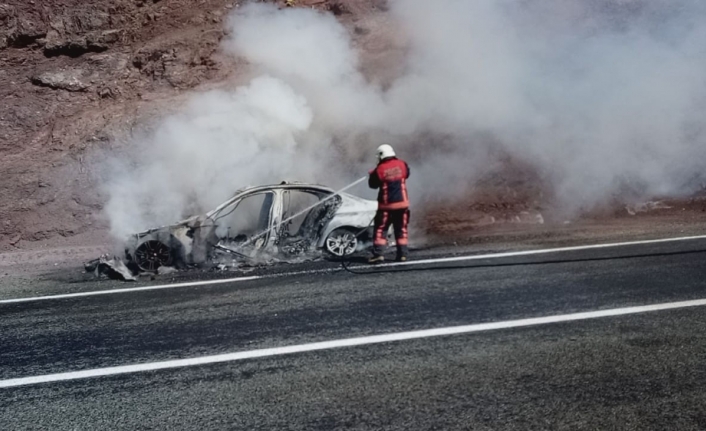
top-left (3, 297), bottom-right (706, 388)
top-left (2, 234), bottom-right (706, 305)
top-left (380, 234), bottom-right (706, 268)
top-left (0, 276), bottom-right (262, 305)
top-left (0, 267), bottom-right (347, 305)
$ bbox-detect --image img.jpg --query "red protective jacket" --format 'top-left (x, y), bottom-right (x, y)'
top-left (368, 157), bottom-right (410, 210)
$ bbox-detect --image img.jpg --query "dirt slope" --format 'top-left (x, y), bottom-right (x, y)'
top-left (0, 0), bottom-right (247, 249)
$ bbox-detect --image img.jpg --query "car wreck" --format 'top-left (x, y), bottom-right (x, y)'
top-left (122, 182), bottom-right (379, 272)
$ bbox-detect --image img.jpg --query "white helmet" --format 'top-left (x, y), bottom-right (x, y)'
top-left (376, 144), bottom-right (396, 161)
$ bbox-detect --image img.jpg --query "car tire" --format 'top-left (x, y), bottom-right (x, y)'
top-left (134, 239), bottom-right (174, 272)
top-left (324, 228), bottom-right (359, 257)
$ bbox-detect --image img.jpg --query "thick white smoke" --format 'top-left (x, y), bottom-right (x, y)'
top-left (103, 0), bottom-right (706, 239)
top-left (383, 0), bottom-right (706, 207)
top-left (102, 76), bottom-right (326, 237)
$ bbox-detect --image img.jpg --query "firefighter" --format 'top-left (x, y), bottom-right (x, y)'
top-left (368, 144), bottom-right (411, 263)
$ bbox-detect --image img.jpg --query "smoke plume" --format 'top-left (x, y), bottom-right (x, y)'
top-left (103, 0), bottom-right (706, 239)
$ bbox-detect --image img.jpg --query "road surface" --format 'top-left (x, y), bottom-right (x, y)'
top-left (2, 237), bottom-right (706, 430)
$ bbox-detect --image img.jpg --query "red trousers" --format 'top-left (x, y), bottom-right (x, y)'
top-left (372, 209), bottom-right (410, 258)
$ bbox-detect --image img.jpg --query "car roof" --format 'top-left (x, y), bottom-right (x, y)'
top-left (206, 182), bottom-right (339, 217)
top-left (232, 182), bottom-right (336, 196)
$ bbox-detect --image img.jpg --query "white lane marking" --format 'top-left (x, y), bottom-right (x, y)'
top-left (0, 266), bottom-right (349, 305)
top-left (0, 276), bottom-right (262, 305)
top-left (2, 297), bottom-right (706, 388)
top-left (0, 267), bottom-right (346, 305)
top-left (2, 234), bottom-right (706, 305)
top-left (379, 234), bottom-right (706, 268)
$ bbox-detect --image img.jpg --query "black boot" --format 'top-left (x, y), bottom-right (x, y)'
top-left (396, 245), bottom-right (408, 262)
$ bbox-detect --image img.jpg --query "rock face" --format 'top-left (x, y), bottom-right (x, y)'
top-left (0, 0), bottom-right (239, 249)
top-left (0, 0), bottom-right (383, 249)
top-left (0, 3), bottom-right (46, 48)
top-left (31, 68), bottom-right (91, 92)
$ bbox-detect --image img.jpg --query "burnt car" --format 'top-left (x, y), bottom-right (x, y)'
top-left (124, 182), bottom-right (379, 271)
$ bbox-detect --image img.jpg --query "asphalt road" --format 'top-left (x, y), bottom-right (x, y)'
top-left (2, 238), bottom-right (706, 430)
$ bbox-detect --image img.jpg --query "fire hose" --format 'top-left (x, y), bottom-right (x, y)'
top-left (213, 176), bottom-right (706, 275)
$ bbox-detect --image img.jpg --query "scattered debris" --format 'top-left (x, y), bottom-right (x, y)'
top-left (515, 211), bottom-right (544, 225)
top-left (157, 266), bottom-right (177, 275)
top-left (84, 255), bottom-right (137, 282)
top-left (625, 201), bottom-right (672, 216)
top-left (9, 235), bottom-right (21, 246)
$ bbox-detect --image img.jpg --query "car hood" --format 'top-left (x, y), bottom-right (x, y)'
top-left (337, 193), bottom-right (377, 213)
top-left (132, 214), bottom-right (202, 238)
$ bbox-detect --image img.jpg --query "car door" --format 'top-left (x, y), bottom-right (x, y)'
top-left (211, 191), bottom-right (278, 252)
top-left (279, 189), bottom-right (326, 238)
top-left (278, 188), bottom-right (342, 247)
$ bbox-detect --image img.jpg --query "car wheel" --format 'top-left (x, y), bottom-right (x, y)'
top-left (134, 240), bottom-right (173, 271)
top-left (325, 228), bottom-right (358, 257)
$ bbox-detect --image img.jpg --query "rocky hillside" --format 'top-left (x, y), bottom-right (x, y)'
top-left (0, 0), bottom-right (237, 248)
top-left (4, 0), bottom-right (695, 253)
top-left (1, 0), bottom-right (387, 250)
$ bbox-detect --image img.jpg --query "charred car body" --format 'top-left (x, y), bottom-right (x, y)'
top-left (124, 183), bottom-right (378, 271)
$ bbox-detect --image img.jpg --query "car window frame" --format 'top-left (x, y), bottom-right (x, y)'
top-left (211, 191), bottom-right (277, 246)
